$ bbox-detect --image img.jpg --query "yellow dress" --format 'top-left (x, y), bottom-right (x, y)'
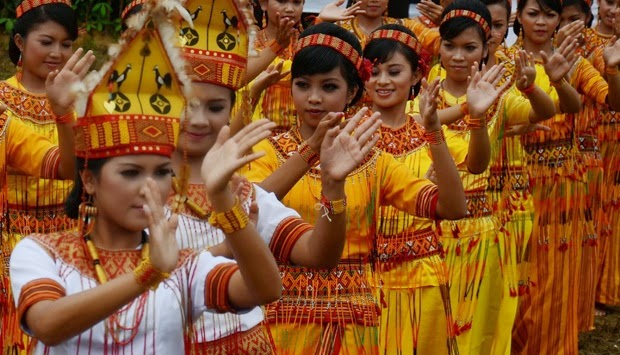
top-left (421, 62), bottom-right (532, 355)
top-left (372, 115), bottom-right (468, 355)
top-left (243, 127), bottom-right (440, 354)
top-left (0, 109), bottom-right (63, 352)
top-left (590, 46), bottom-right (620, 306)
top-left (250, 30), bottom-right (298, 134)
top-left (0, 76), bottom-right (75, 353)
top-left (504, 45), bottom-right (609, 355)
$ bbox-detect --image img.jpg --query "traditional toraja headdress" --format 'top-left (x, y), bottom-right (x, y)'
top-left (16, 0), bottom-right (71, 18)
top-left (121, 0), bottom-right (149, 22)
top-left (74, 0), bottom-right (192, 159)
top-left (367, 29), bottom-right (423, 56)
top-left (441, 9), bottom-right (491, 38)
top-left (178, 0), bottom-right (257, 90)
top-left (294, 33), bottom-right (372, 81)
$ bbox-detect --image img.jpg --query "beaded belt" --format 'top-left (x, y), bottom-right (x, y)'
top-left (523, 139), bottom-right (573, 168)
top-left (464, 190), bottom-right (493, 218)
top-left (374, 227), bottom-right (440, 265)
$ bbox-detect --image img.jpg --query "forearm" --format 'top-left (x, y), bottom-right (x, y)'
top-left (437, 105), bottom-right (466, 125)
top-left (428, 142), bottom-right (467, 219)
top-left (466, 127), bottom-right (491, 174)
top-left (246, 51), bottom-right (278, 83)
top-left (25, 273), bottom-right (143, 346)
top-left (55, 120), bottom-right (76, 180)
top-left (605, 72), bottom-right (620, 111)
top-left (290, 179), bottom-right (346, 269)
top-left (526, 87), bottom-right (556, 123)
top-left (230, 97), bottom-right (260, 136)
top-left (554, 80), bottom-right (582, 113)
top-left (258, 154), bottom-right (310, 199)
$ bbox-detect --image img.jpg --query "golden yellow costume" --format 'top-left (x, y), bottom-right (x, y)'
top-left (504, 43), bottom-right (609, 354)
top-left (244, 128), bottom-right (441, 354)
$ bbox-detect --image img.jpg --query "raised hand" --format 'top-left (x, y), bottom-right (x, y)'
top-left (418, 77), bottom-right (442, 131)
top-left (417, 0), bottom-right (444, 25)
top-left (201, 119), bottom-right (276, 199)
top-left (603, 35), bottom-right (620, 69)
top-left (250, 61), bottom-right (289, 98)
top-left (319, 109), bottom-right (381, 181)
top-left (555, 20), bottom-right (584, 49)
top-left (142, 177), bottom-right (179, 273)
top-left (515, 50), bottom-right (536, 91)
top-left (319, 0), bottom-right (365, 22)
top-left (541, 35), bottom-right (578, 83)
top-left (273, 12), bottom-right (296, 48)
top-left (46, 47), bottom-right (95, 116)
top-left (466, 62), bottom-right (510, 118)
top-left (308, 111), bottom-right (347, 151)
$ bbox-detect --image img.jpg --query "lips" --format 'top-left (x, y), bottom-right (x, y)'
top-left (376, 89), bottom-right (394, 97)
top-left (305, 109), bottom-right (325, 118)
top-left (45, 62), bottom-right (60, 70)
top-left (185, 131), bottom-right (208, 140)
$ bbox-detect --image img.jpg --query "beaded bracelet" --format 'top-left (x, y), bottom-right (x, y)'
top-left (133, 257), bottom-right (170, 290)
top-left (550, 77), bottom-right (568, 88)
top-left (53, 111), bottom-right (76, 124)
top-left (298, 142), bottom-right (320, 167)
top-left (459, 102), bottom-right (469, 116)
top-left (466, 117), bottom-right (487, 130)
top-left (424, 129), bottom-right (445, 145)
top-left (268, 40), bottom-right (285, 55)
top-left (606, 66), bottom-right (619, 76)
top-left (316, 194), bottom-right (347, 221)
top-left (519, 83), bottom-right (536, 95)
top-left (208, 197), bottom-right (250, 234)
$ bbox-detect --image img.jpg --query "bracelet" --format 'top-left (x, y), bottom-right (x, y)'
top-left (466, 117), bottom-right (487, 130)
top-left (519, 83), bottom-right (536, 95)
top-left (208, 197), bottom-right (250, 234)
top-left (316, 194), bottom-right (347, 221)
top-left (550, 77), bottom-right (568, 88)
top-left (133, 257), bottom-right (170, 290)
top-left (53, 111), bottom-right (76, 124)
top-left (459, 102), bottom-right (469, 116)
top-left (268, 40), bottom-right (285, 55)
top-left (298, 142), bottom-right (320, 167)
top-left (606, 66), bottom-right (619, 76)
top-left (423, 129), bottom-right (445, 145)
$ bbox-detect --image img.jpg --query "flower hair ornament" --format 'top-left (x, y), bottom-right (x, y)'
top-left (441, 9), bottom-right (491, 38)
top-left (294, 33), bottom-right (372, 82)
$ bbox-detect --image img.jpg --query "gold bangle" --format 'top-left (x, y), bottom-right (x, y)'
top-left (550, 77), bottom-right (568, 88)
top-left (321, 194), bottom-right (347, 215)
top-left (268, 40), bottom-right (285, 55)
top-left (606, 66), bottom-right (619, 76)
top-left (423, 129), bottom-right (445, 145)
top-left (459, 102), bottom-right (469, 116)
top-left (208, 197), bottom-right (250, 234)
top-left (53, 111), bottom-right (76, 124)
top-left (298, 142), bottom-right (319, 167)
top-left (133, 257), bottom-right (170, 290)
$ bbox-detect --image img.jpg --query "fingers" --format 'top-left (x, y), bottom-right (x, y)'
top-left (234, 118), bottom-right (274, 142)
top-left (540, 50), bottom-right (549, 65)
top-left (63, 47), bottom-right (84, 72)
top-left (342, 107), bottom-right (372, 135)
top-left (236, 150), bottom-right (267, 166)
top-left (46, 69), bottom-right (60, 87)
top-left (75, 50), bottom-right (96, 78)
top-left (142, 178), bottom-right (165, 229)
top-left (236, 121), bottom-right (275, 153)
top-left (354, 111), bottom-right (381, 141)
top-left (358, 131), bottom-right (381, 157)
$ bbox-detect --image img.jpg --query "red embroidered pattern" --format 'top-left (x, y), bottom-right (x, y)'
top-left (205, 263), bottom-right (239, 313)
top-left (17, 278), bottom-right (66, 322)
top-left (374, 227), bottom-right (441, 267)
top-left (376, 116), bottom-right (427, 156)
top-left (0, 81), bottom-right (54, 123)
top-left (269, 217), bottom-right (313, 264)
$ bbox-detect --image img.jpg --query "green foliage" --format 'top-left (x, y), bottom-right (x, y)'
top-left (0, 0), bottom-right (128, 36)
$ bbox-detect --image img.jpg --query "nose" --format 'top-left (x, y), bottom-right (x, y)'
top-left (308, 88), bottom-right (321, 104)
top-left (377, 70), bottom-right (390, 85)
top-left (187, 105), bottom-right (211, 129)
top-left (453, 49), bottom-right (464, 61)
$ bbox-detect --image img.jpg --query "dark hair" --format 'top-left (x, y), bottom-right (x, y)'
top-left (513, 0), bottom-right (562, 36)
top-left (481, 0), bottom-right (511, 39)
top-left (9, 4), bottom-right (78, 65)
top-left (364, 24), bottom-right (423, 96)
top-left (561, 0), bottom-right (593, 27)
top-left (292, 22), bottom-right (364, 105)
top-left (65, 158), bottom-right (109, 219)
top-left (440, 0), bottom-right (493, 44)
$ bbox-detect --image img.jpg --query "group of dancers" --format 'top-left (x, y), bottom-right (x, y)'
top-left (0, 0), bottom-right (619, 354)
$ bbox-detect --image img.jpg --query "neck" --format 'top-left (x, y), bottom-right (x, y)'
top-left (442, 76), bottom-right (467, 98)
top-left (596, 22), bottom-right (613, 36)
top-left (17, 70), bottom-right (46, 94)
top-left (357, 15), bottom-right (383, 34)
top-left (487, 51), bottom-right (497, 66)
top-left (90, 217), bottom-right (143, 250)
top-left (373, 101), bottom-right (408, 128)
top-left (264, 21), bottom-right (278, 41)
top-left (172, 150), bottom-right (204, 185)
top-left (522, 36), bottom-right (553, 59)
top-left (298, 122), bottom-right (315, 142)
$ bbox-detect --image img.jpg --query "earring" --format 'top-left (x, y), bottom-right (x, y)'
top-left (17, 52), bottom-right (22, 67)
top-left (262, 13), bottom-right (267, 29)
top-left (78, 195), bottom-right (97, 237)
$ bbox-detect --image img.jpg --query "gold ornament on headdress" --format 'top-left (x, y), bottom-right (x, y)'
top-left (75, 1), bottom-right (192, 159)
top-left (16, 0), bottom-right (71, 18)
top-left (178, 0), bottom-right (258, 90)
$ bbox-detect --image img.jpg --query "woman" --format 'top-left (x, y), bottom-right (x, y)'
top-left (243, 21), bottom-right (469, 354)
top-left (170, 0), bottom-right (380, 351)
top-left (421, 0), bottom-right (557, 352)
top-left (362, 23), bottom-right (494, 355)
top-left (0, 1), bottom-right (95, 351)
top-left (507, 0), bottom-right (620, 352)
top-left (9, 2), bottom-right (282, 352)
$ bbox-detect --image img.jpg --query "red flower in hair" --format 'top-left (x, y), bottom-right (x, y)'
top-left (359, 58), bottom-right (373, 82)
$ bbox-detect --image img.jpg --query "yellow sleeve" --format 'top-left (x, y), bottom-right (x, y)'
top-left (239, 138), bottom-right (280, 183)
top-left (377, 152), bottom-right (440, 219)
top-left (503, 92), bottom-right (532, 126)
top-left (6, 115), bottom-right (59, 179)
top-left (573, 57), bottom-right (608, 105)
top-left (402, 18), bottom-right (441, 56)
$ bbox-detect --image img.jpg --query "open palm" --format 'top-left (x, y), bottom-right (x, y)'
top-left (466, 63), bottom-right (509, 118)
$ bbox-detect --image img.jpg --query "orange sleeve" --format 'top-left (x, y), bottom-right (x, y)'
top-left (205, 262), bottom-right (240, 313)
top-left (17, 278), bottom-right (66, 324)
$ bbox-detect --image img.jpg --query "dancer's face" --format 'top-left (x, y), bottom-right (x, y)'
top-left (517, 0), bottom-right (560, 45)
top-left (366, 51), bottom-right (420, 110)
top-left (440, 27), bottom-right (487, 82)
top-left (261, 0), bottom-right (304, 26)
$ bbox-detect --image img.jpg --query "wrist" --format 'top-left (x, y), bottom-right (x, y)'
top-left (134, 257), bottom-right (170, 290)
top-left (519, 82), bottom-right (536, 95)
top-left (208, 197), bottom-right (250, 234)
top-left (268, 39), bottom-right (285, 55)
top-left (207, 189), bottom-right (235, 213)
top-left (459, 102), bottom-right (469, 116)
top-left (320, 176), bottom-right (345, 199)
top-left (550, 77), bottom-right (568, 88)
top-left (298, 141), bottom-right (320, 167)
top-left (424, 128), bottom-right (445, 145)
top-left (51, 105), bottom-right (73, 118)
top-left (606, 65), bottom-right (619, 76)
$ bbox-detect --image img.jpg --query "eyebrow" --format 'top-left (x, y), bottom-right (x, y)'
top-left (118, 162), bottom-right (171, 168)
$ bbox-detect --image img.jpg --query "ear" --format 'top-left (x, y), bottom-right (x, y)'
top-left (411, 69), bottom-right (423, 87)
top-left (482, 44), bottom-right (489, 61)
top-left (347, 86), bottom-right (359, 106)
top-left (80, 169), bottom-right (97, 196)
top-left (13, 34), bottom-right (24, 52)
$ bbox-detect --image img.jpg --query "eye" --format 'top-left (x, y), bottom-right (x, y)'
top-left (466, 45), bottom-right (478, 51)
top-left (294, 80), bottom-right (309, 89)
top-left (323, 83), bottom-right (339, 92)
top-left (120, 169), bottom-right (140, 178)
top-left (389, 70), bottom-right (401, 76)
top-left (155, 168), bottom-right (174, 178)
top-left (40, 40), bottom-right (52, 46)
top-left (208, 105), bottom-right (225, 113)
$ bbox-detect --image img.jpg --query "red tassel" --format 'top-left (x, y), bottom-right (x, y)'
top-left (456, 244), bottom-right (462, 256)
top-left (380, 289), bottom-right (388, 309)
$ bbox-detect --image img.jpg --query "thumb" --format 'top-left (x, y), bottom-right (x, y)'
top-left (46, 69), bottom-right (59, 87)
